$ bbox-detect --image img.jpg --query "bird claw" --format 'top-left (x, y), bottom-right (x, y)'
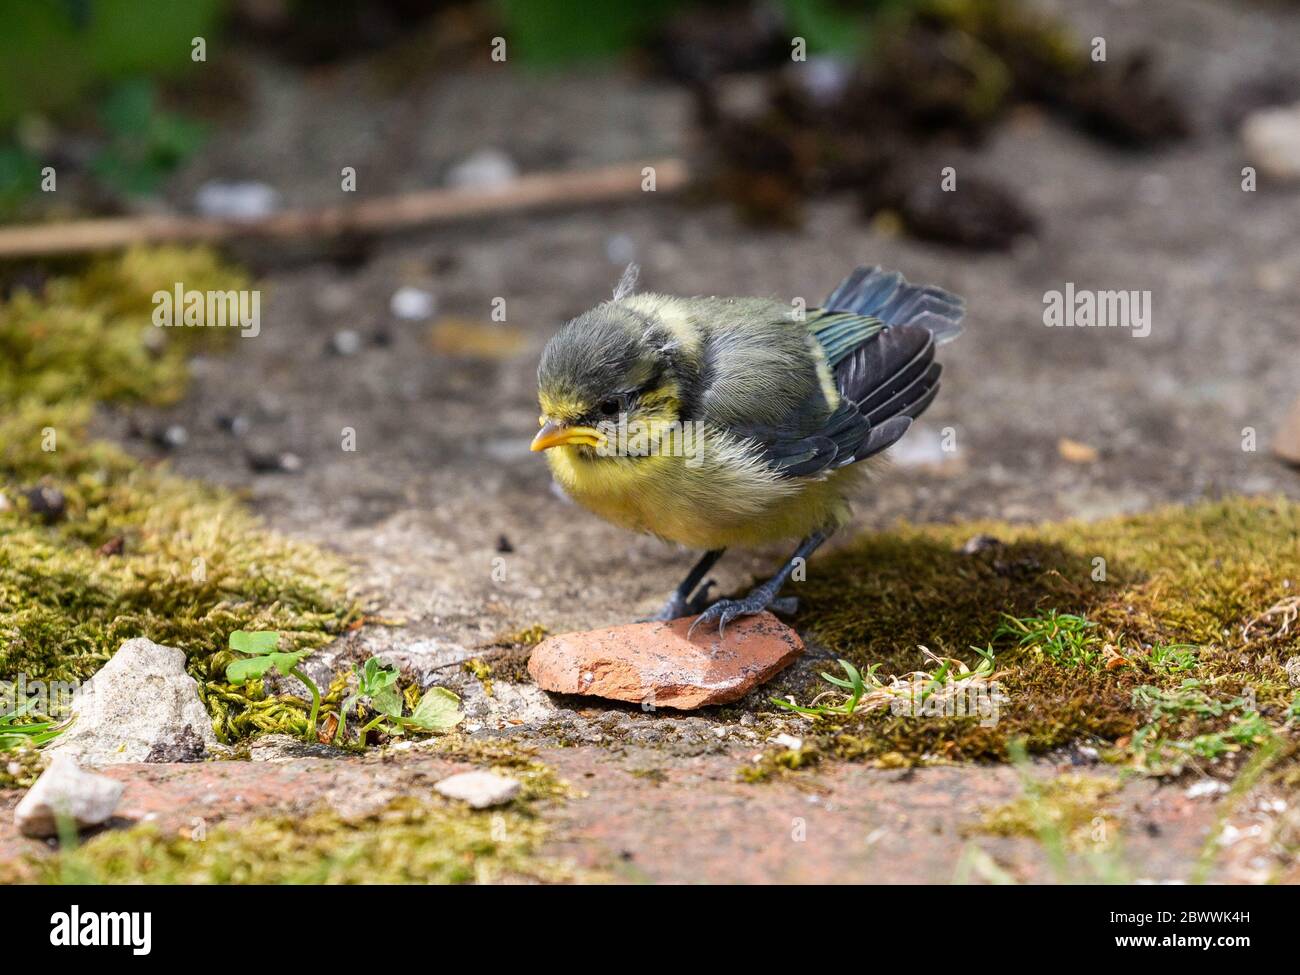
top-left (688, 587), bottom-right (786, 639)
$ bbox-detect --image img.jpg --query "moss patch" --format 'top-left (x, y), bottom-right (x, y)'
top-left (0, 248), bottom-right (355, 742)
top-left (4, 736), bottom-right (580, 884)
top-left (0, 744), bottom-right (43, 789)
top-left (463, 657), bottom-right (495, 697)
top-left (762, 497), bottom-right (1300, 769)
top-left (973, 773), bottom-right (1120, 849)
top-left (479, 624), bottom-right (549, 685)
top-left (16, 797), bottom-right (575, 884)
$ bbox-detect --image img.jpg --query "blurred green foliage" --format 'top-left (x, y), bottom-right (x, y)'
top-left (0, 1), bottom-right (219, 213)
top-left (90, 79), bottom-right (206, 195)
top-left (782, 0), bottom-right (872, 55)
top-left (0, 0), bottom-right (225, 128)
top-left (0, 146), bottom-right (43, 216)
top-left (494, 0), bottom-right (684, 64)
top-left (495, 0), bottom-right (893, 65)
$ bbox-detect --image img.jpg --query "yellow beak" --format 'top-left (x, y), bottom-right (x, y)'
top-left (530, 419), bottom-right (606, 451)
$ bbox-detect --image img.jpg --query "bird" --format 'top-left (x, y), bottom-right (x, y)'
top-left (531, 263), bottom-right (965, 635)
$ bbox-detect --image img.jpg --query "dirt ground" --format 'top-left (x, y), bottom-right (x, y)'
top-left (27, 0), bottom-right (1300, 882)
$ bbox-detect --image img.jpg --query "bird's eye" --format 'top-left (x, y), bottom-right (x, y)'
top-left (598, 398), bottom-right (622, 417)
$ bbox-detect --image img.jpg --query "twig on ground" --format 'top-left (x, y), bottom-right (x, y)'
top-left (0, 158), bottom-right (690, 259)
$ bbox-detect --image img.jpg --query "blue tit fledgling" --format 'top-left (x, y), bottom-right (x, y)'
top-left (532, 263), bottom-right (965, 633)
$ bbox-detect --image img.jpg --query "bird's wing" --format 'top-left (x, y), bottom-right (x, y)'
top-left (805, 309), bottom-right (885, 367)
top-left (832, 320), bottom-right (940, 422)
top-left (700, 271), bottom-right (962, 479)
top-left (823, 266), bottom-right (965, 344)
top-left (729, 273), bottom-right (957, 478)
top-left (731, 399), bottom-right (911, 478)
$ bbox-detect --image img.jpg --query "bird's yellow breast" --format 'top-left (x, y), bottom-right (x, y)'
top-left (545, 426), bottom-right (858, 550)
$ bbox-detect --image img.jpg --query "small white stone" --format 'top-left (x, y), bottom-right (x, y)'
top-left (434, 770), bottom-right (521, 809)
top-left (1242, 102), bottom-right (1300, 183)
top-left (194, 180), bottom-right (280, 221)
top-left (772, 733), bottom-right (803, 751)
top-left (1186, 779), bottom-right (1229, 799)
top-left (389, 286), bottom-right (436, 321)
top-left (1217, 822), bottom-right (1262, 847)
top-left (445, 149), bottom-right (518, 191)
top-left (14, 756), bottom-right (124, 838)
top-left (794, 56), bottom-right (853, 105)
top-left (330, 329), bottom-right (363, 356)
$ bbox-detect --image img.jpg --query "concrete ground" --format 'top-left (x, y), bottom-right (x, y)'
top-left (16, 0), bottom-right (1300, 881)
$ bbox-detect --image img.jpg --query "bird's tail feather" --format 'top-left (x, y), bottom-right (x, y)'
top-left (825, 266), bottom-right (965, 345)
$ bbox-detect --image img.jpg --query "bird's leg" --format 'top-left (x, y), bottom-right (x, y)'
top-left (689, 531), bottom-right (830, 638)
top-left (641, 549), bottom-right (725, 622)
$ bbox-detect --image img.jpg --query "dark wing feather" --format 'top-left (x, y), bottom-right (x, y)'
top-left (731, 267), bottom-right (962, 479)
top-left (835, 323), bottom-right (934, 410)
top-left (733, 400), bottom-right (867, 478)
top-left (741, 322), bottom-right (942, 477)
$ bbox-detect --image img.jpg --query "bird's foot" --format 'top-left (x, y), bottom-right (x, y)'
top-left (640, 580), bottom-right (717, 623)
top-left (688, 588), bottom-right (797, 639)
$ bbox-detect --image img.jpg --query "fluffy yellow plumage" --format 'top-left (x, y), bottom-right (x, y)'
top-left (544, 427), bottom-right (862, 550)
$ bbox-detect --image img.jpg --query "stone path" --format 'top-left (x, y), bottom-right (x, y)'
top-left (2, 743), bottom-right (1290, 883)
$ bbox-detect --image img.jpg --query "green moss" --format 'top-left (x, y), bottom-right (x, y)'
top-left (627, 766), bottom-right (668, 784)
top-left (1, 247), bottom-right (241, 417)
top-left (17, 797), bottom-right (575, 884)
top-left (923, 0), bottom-right (1084, 79)
top-left (0, 248), bottom-right (355, 742)
top-left (497, 623), bottom-right (548, 647)
top-left (738, 743), bottom-right (819, 783)
top-left (973, 773), bottom-right (1120, 848)
top-left (1, 736), bottom-right (579, 884)
top-left (464, 657), bottom-right (494, 697)
top-left (0, 744), bottom-right (43, 789)
top-left (7, 735), bottom-right (580, 883)
top-left (757, 497), bottom-right (1300, 769)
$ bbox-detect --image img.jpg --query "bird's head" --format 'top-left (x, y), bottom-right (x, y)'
top-left (533, 299), bottom-right (688, 460)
